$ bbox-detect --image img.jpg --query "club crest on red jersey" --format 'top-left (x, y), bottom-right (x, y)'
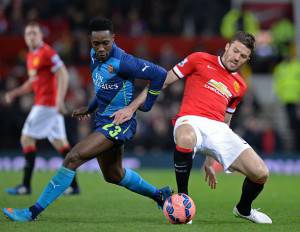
top-left (233, 81), bottom-right (240, 93)
top-left (32, 57), bottom-right (40, 67)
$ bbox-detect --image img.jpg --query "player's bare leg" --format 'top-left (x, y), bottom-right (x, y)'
top-left (51, 138), bottom-right (80, 195)
top-left (6, 134), bottom-right (36, 195)
top-left (63, 132), bottom-right (114, 170)
top-left (96, 145), bottom-right (125, 184)
top-left (230, 148), bottom-right (272, 224)
top-left (96, 145), bottom-right (172, 207)
top-left (173, 124), bottom-right (196, 195)
top-left (3, 131), bottom-right (115, 221)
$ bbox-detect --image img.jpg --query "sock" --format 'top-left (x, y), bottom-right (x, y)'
top-left (174, 145), bottom-right (193, 195)
top-left (59, 146), bottom-right (79, 190)
top-left (118, 168), bottom-right (159, 200)
top-left (29, 166), bottom-right (75, 219)
top-left (236, 177), bottom-right (264, 216)
top-left (22, 146), bottom-right (37, 188)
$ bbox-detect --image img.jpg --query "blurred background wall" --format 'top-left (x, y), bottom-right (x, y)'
top-left (0, 0), bottom-right (299, 173)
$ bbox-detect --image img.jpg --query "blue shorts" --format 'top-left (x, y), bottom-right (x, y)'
top-left (94, 116), bottom-right (137, 144)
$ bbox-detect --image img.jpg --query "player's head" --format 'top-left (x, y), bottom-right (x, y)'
top-left (221, 31), bottom-right (255, 72)
top-left (89, 17), bottom-right (115, 61)
top-left (24, 22), bottom-right (43, 50)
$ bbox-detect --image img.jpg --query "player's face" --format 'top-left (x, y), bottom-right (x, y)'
top-left (24, 26), bottom-right (43, 50)
top-left (221, 41), bottom-right (251, 72)
top-left (91, 30), bottom-right (115, 61)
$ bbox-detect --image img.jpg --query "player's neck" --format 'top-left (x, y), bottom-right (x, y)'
top-left (29, 42), bottom-right (44, 52)
top-left (219, 56), bottom-right (238, 74)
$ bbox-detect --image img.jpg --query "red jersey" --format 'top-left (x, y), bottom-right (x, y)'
top-left (173, 52), bottom-right (247, 122)
top-left (27, 43), bottom-right (63, 106)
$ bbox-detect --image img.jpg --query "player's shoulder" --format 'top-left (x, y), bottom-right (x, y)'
top-left (40, 43), bottom-right (57, 56)
top-left (187, 52), bottom-right (215, 62)
top-left (111, 43), bottom-right (125, 60)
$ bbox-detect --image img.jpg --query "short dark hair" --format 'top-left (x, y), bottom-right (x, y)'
top-left (26, 21), bottom-right (41, 29)
top-left (231, 31), bottom-right (255, 52)
top-left (88, 17), bottom-right (114, 34)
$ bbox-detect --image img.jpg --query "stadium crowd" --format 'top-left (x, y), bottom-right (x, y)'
top-left (0, 0), bottom-right (298, 154)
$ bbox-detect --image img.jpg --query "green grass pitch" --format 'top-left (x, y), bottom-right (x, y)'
top-left (0, 169), bottom-right (299, 232)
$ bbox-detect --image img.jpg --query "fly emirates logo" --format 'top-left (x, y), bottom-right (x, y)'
top-left (204, 79), bottom-right (232, 100)
top-left (94, 73), bottom-right (119, 90)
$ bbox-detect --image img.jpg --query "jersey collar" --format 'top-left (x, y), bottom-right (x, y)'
top-left (30, 42), bottom-right (44, 53)
top-left (218, 56), bottom-right (237, 75)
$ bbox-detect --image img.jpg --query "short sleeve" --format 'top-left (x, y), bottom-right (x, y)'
top-left (172, 52), bottom-right (200, 79)
top-left (226, 96), bottom-right (242, 114)
top-left (46, 47), bottom-right (63, 73)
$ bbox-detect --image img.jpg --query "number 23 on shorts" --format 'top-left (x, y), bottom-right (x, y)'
top-left (102, 123), bottom-right (122, 137)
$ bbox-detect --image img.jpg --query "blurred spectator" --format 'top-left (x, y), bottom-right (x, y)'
top-left (159, 44), bottom-right (179, 70)
top-left (271, 19), bottom-right (295, 58)
top-left (273, 57), bottom-right (300, 152)
top-left (0, 3), bottom-right (8, 34)
top-left (250, 30), bottom-right (280, 74)
top-left (220, 7), bottom-right (259, 39)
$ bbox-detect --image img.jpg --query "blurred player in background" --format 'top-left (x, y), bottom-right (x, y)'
top-left (118, 31), bottom-right (272, 224)
top-left (4, 22), bottom-right (79, 195)
top-left (2, 18), bottom-right (171, 222)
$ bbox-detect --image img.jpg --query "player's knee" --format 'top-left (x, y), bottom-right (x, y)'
top-left (252, 165), bottom-right (269, 184)
top-left (176, 133), bottom-right (195, 149)
top-left (103, 173), bottom-right (122, 184)
top-left (63, 150), bottom-right (82, 170)
top-left (20, 135), bottom-right (34, 147)
top-left (102, 169), bottom-right (123, 184)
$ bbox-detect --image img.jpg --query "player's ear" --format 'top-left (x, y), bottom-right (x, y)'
top-left (225, 43), bottom-right (230, 51)
top-left (111, 33), bottom-right (115, 42)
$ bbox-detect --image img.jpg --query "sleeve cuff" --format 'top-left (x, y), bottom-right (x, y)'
top-left (173, 66), bottom-right (184, 78)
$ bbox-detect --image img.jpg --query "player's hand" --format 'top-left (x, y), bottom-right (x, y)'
top-left (204, 165), bottom-right (218, 189)
top-left (72, 107), bottom-right (91, 121)
top-left (4, 92), bottom-right (15, 104)
top-left (111, 106), bottom-right (135, 125)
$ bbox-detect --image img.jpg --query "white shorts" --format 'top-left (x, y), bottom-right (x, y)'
top-left (22, 105), bottom-right (67, 142)
top-left (173, 115), bottom-right (251, 171)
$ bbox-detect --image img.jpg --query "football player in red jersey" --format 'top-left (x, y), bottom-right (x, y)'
top-left (4, 22), bottom-right (79, 195)
top-left (115, 31), bottom-right (272, 224)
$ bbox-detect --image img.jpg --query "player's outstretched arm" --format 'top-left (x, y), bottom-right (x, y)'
top-left (203, 156), bottom-right (218, 190)
top-left (163, 70), bottom-right (180, 89)
top-left (55, 65), bottom-right (69, 114)
top-left (112, 69), bottom-right (180, 125)
top-left (4, 79), bottom-right (33, 104)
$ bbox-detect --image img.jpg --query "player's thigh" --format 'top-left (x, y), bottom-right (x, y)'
top-left (230, 148), bottom-right (269, 182)
top-left (96, 145), bottom-right (124, 182)
top-left (48, 114), bottom-right (67, 143)
top-left (22, 106), bottom-right (57, 139)
top-left (65, 132), bottom-right (114, 163)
